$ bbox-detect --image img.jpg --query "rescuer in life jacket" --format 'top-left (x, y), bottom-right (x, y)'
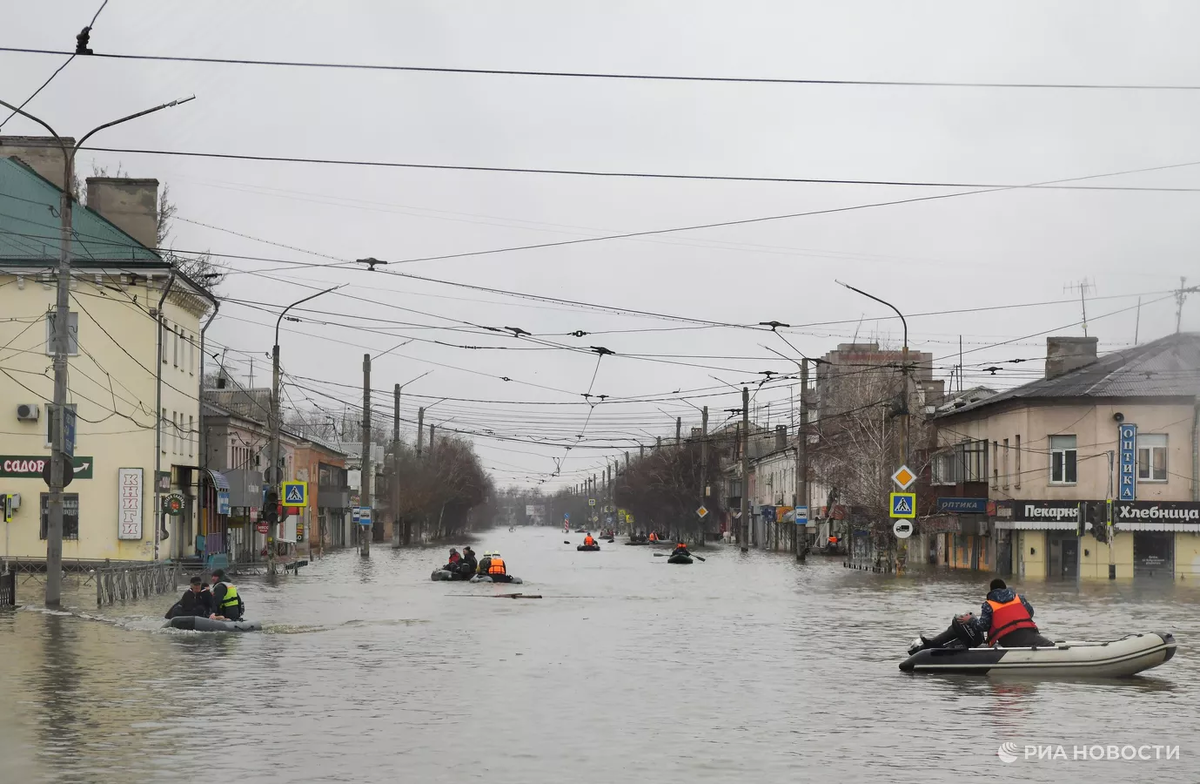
top-left (671, 541), bottom-right (690, 558)
top-left (209, 569), bottom-right (245, 621)
top-left (648, 532), bottom-right (658, 542)
top-left (583, 533), bottom-right (596, 547)
top-left (976, 578), bottom-right (1054, 647)
top-left (486, 551), bottom-right (507, 576)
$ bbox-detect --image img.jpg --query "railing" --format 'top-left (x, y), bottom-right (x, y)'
top-left (0, 570), bottom-right (14, 607)
top-left (96, 561), bottom-right (183, 607)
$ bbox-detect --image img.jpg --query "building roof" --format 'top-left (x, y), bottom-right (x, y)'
top-left (205, 388), bottom-right (272, 426)
top-left (937, 333), bottom-right (1200, 418)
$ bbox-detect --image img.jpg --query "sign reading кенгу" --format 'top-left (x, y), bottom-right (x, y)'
top-left (0, 455), bottom-right (94, 479)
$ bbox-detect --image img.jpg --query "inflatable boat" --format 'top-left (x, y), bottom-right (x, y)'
top-left (164, 616), bottom-right (262, 632)
top-left (577, 544), bottom-right (600, 551)
top-left (625, 541), bottom-right (649, 546)
top-left (900, 632), bottom-right (1176, 677)
top-left (667, 554), bottom-right (693, 565)
top-left (470, 574), bottom-right (524, 585)
top-left (431, 568), bottom-right (473, 581)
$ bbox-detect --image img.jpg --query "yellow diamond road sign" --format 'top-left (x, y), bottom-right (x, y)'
top-left (891, 465), bottom-right (916, 490)
top-left (696, 505), bottom-right (709, 518)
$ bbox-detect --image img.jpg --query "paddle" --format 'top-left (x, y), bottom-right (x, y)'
top-left (653, 552), bottom-right (706, 561)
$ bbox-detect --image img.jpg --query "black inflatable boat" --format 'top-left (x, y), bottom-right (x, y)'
top-left (470, 574), bottom-right (524, 584)
top-left (164, 616), bottom-right (262, 632)
top-left (667, 554), bottom-right (693, 564)
top-left (431, 568), bottom-right (473, 581)
top-left (577, 544), bottom-right (600, 551)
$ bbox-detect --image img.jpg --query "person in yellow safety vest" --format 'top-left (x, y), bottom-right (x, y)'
top-left (209, 569), bottom-right (245, 621)
top-left (487, 552), bottom-right (507, 576)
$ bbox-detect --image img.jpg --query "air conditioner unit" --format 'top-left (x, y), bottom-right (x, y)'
top-left (17, 403), bottom-right (40, 421)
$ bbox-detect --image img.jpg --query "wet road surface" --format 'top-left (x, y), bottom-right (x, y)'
top-left (2, 527), bottom-right (1198, 783)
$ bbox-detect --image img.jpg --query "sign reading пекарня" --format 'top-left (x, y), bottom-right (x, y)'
top-left (0, 456), bottom-right (94, 479)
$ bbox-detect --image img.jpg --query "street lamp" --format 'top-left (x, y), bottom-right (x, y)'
top-left (269, 284), bottom-right (344, 575)
top-left (0, 95), bottom-right (195, 607)
top-left (390, 370), bottom-right (431, 548)
top-left (836, 280), bottom-right (910, 466)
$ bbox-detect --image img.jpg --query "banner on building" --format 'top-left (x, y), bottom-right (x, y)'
top-left (1114, 501), bottom-right (1200, 525)
top-left (1118, 423), bottom-right (1137, 502)
top-left (117, 467), bottom-right (143, 540)
top-left (936, 497), bottom-right (988, 514)
top-left (0, 455), bottom-right (94, 479)
top-left (1013, 500), bottom-right (1083, 522)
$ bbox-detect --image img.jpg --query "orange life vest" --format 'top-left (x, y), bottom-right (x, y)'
top-left (488, 557), bottom-right (506, 575)
top-left (649, 533), bottom-right (657, 542)
top-left (584, 536), bottom-right (595, 546)
top-left (986, 595), bottom-right (1038, 646)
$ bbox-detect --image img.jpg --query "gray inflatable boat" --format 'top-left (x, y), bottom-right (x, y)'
top-left (470, 574), bottom-right (524, 585)
top-left (164, 616), bottom-right (262, 632)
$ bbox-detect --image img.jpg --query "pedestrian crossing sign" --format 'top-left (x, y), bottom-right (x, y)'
top-left (282, 481), bottom-right (308, 506)
top-left (890, 492), bottom-right (916, 519)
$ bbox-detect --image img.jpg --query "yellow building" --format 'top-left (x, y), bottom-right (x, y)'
top-left (0, 145), bottom-right (215, 565)
top-left (933, 334), bottom-right (1200, 581)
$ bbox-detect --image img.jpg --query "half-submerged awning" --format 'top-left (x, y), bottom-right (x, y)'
top-left (207, 469), bottom-right (231, 490)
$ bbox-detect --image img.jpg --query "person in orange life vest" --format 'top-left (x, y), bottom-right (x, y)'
top-left (487, 552), bottom-right (507, 576)
top-left (671, 542), bottom-right (690, 558)
top-left (648, 532), bottom-right (658, 542)
top-left (976, 578), bottom-right (1054, 647)
top-left (583, 533), bottom-right (596, 547)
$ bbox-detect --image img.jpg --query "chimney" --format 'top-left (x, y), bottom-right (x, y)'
top-left (86, 177), bottom-right (159, 250)
top-left (1045, 336), bottom-right (1098, 379)
top-left (1, 135), bottom-right (79, 192)
top-left (775, 425), bottom-right (788, 451)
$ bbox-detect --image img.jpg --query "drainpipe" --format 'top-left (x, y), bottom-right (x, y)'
top-left (153, 272), bottom-right (177, 562)
top-left (1193, 397), bottom-right (1199, 502)
top-left (197, 300), bottom-right (220, 557)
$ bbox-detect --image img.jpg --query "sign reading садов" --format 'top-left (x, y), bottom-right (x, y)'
top-left (0, 455), bottom-right (94, 479)
top-left (1118, 423), bottom-right (1137, 502)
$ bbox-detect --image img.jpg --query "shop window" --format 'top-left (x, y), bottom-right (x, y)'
top-left (1137, 434), bottom-right (1168, 482)
top-left (1050, 435), bottom-right (1077, 484)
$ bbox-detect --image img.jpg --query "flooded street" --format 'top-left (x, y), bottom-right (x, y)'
top-left (2, 527), bottom-right (1198, 784)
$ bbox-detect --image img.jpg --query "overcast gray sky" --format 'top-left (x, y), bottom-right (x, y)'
top-left (4, 1), bottom-right (1198, 489)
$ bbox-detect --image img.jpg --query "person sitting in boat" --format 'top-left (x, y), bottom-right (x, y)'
top-left (583, 533), bottom-right (596, 547)
top-left (487, 551), bottom-right (507, 577)
top-left (976, 578), bottom-right (1053, 648)
top-left (444, 548), bottom-right (462, 570)
top-left (461, 546), bottom-right (478, 574)
top-left (671, 542), bottom-right (690, 558)
top-left (165, 576), bottom-right (215, 619)
top-left (209, 569), bottom-right (245, 621)
top-left (648, 532), bottom-right (658, 542)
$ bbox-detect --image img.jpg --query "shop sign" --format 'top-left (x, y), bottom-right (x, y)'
top-left (1115, 501), bottom-right (1200, 524)
top-left (1118, 423), bottom-right (1137, 501)
top-left (117, 467), bottom-right (143, 540)
top-left (936, 497), bottom-right (988, 514)
top-left (164, 493), bottom-right (185, 516)
top-left (1013, 500), bottom-right (1082, 522)
top-left (0, 455), bottom-right (94, 479)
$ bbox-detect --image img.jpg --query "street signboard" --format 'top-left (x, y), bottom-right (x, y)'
top-left (62, 407), bottom-right (76, 459)
top-left (282, 481), bottom-right (308, 506)
top-left (256, 522), bottom-right (269, 535)
top-left (605, 514), bottom-right (614, 525)
top-left (893, 519), bottom-right (914, 539)
top-left (1118, 423), bottom-right (1137, 501)
top-left (164, 493), bottom-right (185, 516)
top-left (696, 505), bottom-right (709, 519)
top-left (627, 513), bottom-right (635, 525)
top-left (352, 507), bottom-right (361, 523)
top-left (937, 497), bottom-right (988, 514)
top-left (563, 513), bottom-right (570, 522)
top-left (891, 465), bottom-right (916, 490)
top-left (890, 492), bottom-right (916, 519)
top-left (795, 505), bottom-right (808, 525)
top-left (359, 507), bottom-right (373, 525)
top-left (117, 467), bottom-right (143, 540)
top-left (588, 498), bottom-right (596, 507)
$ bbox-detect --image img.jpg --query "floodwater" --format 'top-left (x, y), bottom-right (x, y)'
top-left (1, 528), bottom-right (1198, 784)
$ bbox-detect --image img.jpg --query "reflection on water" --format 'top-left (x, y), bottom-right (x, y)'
top-left (1, 528), bottom-right (1197, 784)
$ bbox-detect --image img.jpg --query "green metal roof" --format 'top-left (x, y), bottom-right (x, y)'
top-left (0, 157), bottom-right (161, 262)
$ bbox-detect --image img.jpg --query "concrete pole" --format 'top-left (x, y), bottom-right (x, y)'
top-left (676, 417), bottom-right (682, 447)
top-left (429, 424), bottom-right (435, 458)
top-left (796, 360), bottom-right (808, 561)
top-left (640, 444), bottom-right (645, 459)
top-left (740, 386), bottom-right (750, 553)
top-left (416, 408), bottom-right (425, 457)
top-left (360, 353), bottom-right (371, 558)
top-left (700, 406), bottom-right (708, 542)
top-left (392, 383), bottom-right (402, 549)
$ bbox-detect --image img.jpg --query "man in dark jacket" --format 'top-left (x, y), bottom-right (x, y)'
top-left (460, 547), bottom-right (478, 575)
top-left (975, 578), bottom-right (1054, 647)
top-left (165, 576), bottom-right (215, 619)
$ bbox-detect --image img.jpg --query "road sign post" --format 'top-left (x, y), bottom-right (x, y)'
top-left (893, 519), bottom-right (913, 539)
top-left (889, 492), bottom-right (916, 519)
top-left (891, 465), bottom-right (916, 490)
top-left (696, 505), bottom-right (709, 519)
top-left (282, 481), bottom-right (308, 506)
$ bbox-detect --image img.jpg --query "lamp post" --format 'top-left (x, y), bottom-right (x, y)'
top-left (0, 95), bottom-right (195, 606)
top-left (392, 370), bottom-right (431, 548)
top-left (269, 285), bottom-right (343, 575)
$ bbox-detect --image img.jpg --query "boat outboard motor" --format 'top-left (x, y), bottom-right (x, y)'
top-left (908, 612), bottom-right (985, 656)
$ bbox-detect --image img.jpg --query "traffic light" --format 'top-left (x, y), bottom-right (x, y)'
top-left (264, 490), bottom-right (279, 525)
top-left (2, 494), bottom-right (11, 523)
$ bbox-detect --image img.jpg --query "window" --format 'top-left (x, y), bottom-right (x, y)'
top-left (188, 333), bottom-right (195, 375)
top-left (1002, 438), bottom-right (1010, 489)
top-left (961, 439), bottom-right (988, 483)
top-left (931, 451), bottom-right (956, 485)
top-left (1015, 435), bottom-right (1022, 489)
top-left (161, 321), bottom-right (169, 364)
top-left (173, 327), bottom-right (180, 367)
top-left (1137, 434), bottom-right (1168, 481)
top-left (39, 493), bottom-right (79, 540)
top-left (992, 441), bottom-right (999, 488)
top-left (45, 311), bottom-right (79, 356)
top-left (45, 403), bottom-right (77, 448)
top-left (1050, 435), bottom-right (1077, 484)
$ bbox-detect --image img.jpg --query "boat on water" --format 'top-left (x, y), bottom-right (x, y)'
top-left (577, 544), bottom-right (601, 551)
top-left (470, 573), bottom-right (524, 584)
top-left (431, 568), bottom-right (473, 581)
top-left (164, 616), bottom-right (262, 632)
top-left (900, 614), bottom-right (1176, 677)
top-left (667, 554), bottom-right (693, 565)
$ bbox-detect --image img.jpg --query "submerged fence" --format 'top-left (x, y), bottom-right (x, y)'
top-left (0, 570), bottom-right (14, 607)
top-left (96, 561), bottom-right (182, 607)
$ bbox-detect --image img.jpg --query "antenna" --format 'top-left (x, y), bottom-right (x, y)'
top-left (1175, 276), bottom-right (1198, 334)
top-left (1064, 278), bottom-right (1096, 337)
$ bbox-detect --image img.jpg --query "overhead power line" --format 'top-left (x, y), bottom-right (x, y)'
top-left (5, 46), bottom-right (1200, 91)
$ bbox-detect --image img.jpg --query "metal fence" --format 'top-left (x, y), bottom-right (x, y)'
top-left (96, 561), bottom-right (183, 607)
top-left (0, 570), bottom-right (14, 607)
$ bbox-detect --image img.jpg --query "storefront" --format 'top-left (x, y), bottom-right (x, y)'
top-left (1115, 501), bottom-right (1200, 581)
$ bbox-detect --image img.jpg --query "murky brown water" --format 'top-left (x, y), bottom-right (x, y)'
top-left (2, 527), bottom-right (1197, 783)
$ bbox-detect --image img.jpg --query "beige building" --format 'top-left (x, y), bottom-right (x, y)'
top-left (933, 334), bottom-right (1200, 581)
top-left (0, 143), bottom-right (215, 565)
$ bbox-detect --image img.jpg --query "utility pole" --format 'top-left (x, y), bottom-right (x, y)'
top-left (360, 353), bottom-right (371, 558)
top-left (392, 383), bottom-right (401, 549)
top-left (429, 424), bottom-right (435, 458)
top-left (740, 386), bottom-right (750, 553)
top-left (640, 444), bottom-right (645, 459)
top-left (1175, 277), bottom-right (1197, 333)
top-left (416, 408), bottom-right (425, 457)
top-left (625, 451), bottom-right (630, 469)
top-left (700, 405), bottom-right (708, 542)
top-left (676, 417), bottom-right (682, 447)
top-left (796, 360), bottom-right (808, 561)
